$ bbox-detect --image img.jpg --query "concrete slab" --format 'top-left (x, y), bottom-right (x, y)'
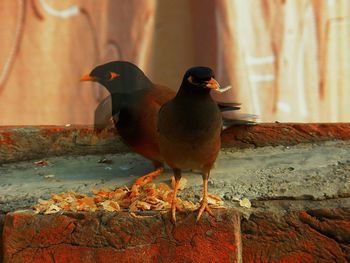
top-left (1, 140), bottom-right (350, 213)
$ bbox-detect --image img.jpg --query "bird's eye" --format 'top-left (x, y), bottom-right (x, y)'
top-left (188, 75), bottom-right (199, 85)
top-left (106, 71), bottom-right (119, 81)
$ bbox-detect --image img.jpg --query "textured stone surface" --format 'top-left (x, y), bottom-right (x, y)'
top-left (2, 123), bottom-right (350, 164)
top-left (241, 208), bottom-right (350, 263)
top-left (3, 209), bottom-right (241, 263)
top-left (3, 140), bottom-right (350, 213)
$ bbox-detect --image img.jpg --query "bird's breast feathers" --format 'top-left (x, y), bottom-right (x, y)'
top-left (158, 100), bottom-right (222, 142)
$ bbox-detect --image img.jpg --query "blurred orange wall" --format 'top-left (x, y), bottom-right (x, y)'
top-left (0, 0), bottom-right (349, 125)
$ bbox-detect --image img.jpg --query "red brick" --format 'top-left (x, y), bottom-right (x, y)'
top-left (0, 125), bottom-right (126, 164)
top-left (241, 208), bottom-right (350, 263)
top-left (222, 123), bottom-right (350, 148)
top-left (3, 209), bottom-right (241, 263)
top-left (2, 123), bottom-right (350, 163)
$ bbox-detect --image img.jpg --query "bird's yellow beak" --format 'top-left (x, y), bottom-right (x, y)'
top-left (80, 74), bottom-right (98, 82)
top-left (205, 77), bottom-right (220, 89)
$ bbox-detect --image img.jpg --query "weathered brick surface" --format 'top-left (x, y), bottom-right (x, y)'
top-left (222, 123), bottom-right (350, 148)
top-left (241, 208), bottom-right (350, 263)
top-left (3, 209), bottom-right (241, 263)
top-left (2, 123), bottom-right (350, 163)
top-left (0, 126), bottom-right (127, 164)
top-left (2, 124), bottom-right (350, 262)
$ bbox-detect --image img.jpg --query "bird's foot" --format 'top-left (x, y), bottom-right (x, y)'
top-left (129, 168), bottom-right (163, 198)
top-left (133, 168), bottom-right (163, 186)
top-left (196, 199), bottom-right (214, 222)
top-left (171, 198), bottom-right (183, 224)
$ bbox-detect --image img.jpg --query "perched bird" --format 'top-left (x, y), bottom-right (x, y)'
top-left (81, 61), bottom-right (175, 195)
top-left (81, 61), bottom-right (255, 200)
top-left (158, 66), bottom-right (223, 223)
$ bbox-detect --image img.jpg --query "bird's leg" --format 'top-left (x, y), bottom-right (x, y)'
top-left (196, 171), bottom-right (214, 222)
top-left (132, 163), bottom-right (163, 187)
top-left (129, 161), bottom-right (163, 198)
top-left (171, 168), bottom-right (181, 223)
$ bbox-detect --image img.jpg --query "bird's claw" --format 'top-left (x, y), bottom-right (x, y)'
top-left (171, 199), bottom-right (183, 224)
top-left (196, 199), bottom-right (214, 222)
top-left (129, 168), bottom-right (163, 198)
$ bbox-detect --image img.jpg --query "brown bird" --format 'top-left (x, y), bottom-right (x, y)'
top-left (81, 61), bottom-right (175, 195)
top-left (158, 66), bottom-right (223, 223)
top-left (81, 61), bottom-right (255, 199)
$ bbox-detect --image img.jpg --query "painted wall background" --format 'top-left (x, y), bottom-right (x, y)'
top-left (0, 0), bottom-right (349, 125)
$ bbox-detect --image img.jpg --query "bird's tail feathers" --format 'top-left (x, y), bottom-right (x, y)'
top-left (216, 99), bottom-right (258, 129)
top-left (221, 110), bottom-right (258, 130)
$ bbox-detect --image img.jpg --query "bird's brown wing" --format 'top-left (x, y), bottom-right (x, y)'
top-left (124, 84), bottom-right (175, 196)
top-left (126, 84), bottom-right (175, 163)
top-left (146, 84), bottom-right (176, 106)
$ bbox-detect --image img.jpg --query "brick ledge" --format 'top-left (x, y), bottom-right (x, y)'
top-left (1, 123), bottom-right (350, 163)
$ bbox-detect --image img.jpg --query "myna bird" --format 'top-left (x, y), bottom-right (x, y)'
top-left (158, 66), bottom-right (223, 223)
top-left (81, 61), bottom-right (175, 195)
top-left (81, 61), bottom-right (255, 200)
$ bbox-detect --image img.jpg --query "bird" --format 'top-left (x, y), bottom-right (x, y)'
top-left (81, 61), bottom-right (175, 196)
top-left (158, 66), bottom-right (223, 223)
top-left (81, 61), bottom-right (256, 201)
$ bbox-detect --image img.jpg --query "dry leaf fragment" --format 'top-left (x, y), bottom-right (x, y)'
top-left (94, 196), bottom-right (104, 203)
top-left (44, 204), bottom-right (61, 214)
top-left (171, 177), bottom-right (187, 190)
top-left (73, 192), bottom-right (87, 199)
top-left (128, 200), bottom-right (139, 212)
top-left (64, 195), bottom-right (75, 203)
top-left (33, 206), bottom-right (41, 214)
top-left (59, 201), bottom-right (71, 210)
top-left (37, 198), bottom-right (51, 205)
top-left (129, 200), bottom-right (151, 211)
top-left (157, 183), bottom-right (171, 192)
top-left (144, 187), bottom-right (157, 198)
top-left (77, 197), bottom-right (96, 207)
top-left (51, 194), bottom-right (64, 202)
top-left (239, 198), bottom-right (251, 208)
top-left (92, 190), bottom-right (110, 198)
top-left (115, 186), bottom-right (129, 193)
top-left (109, 191), bottom-right (128, 201)
top-left (138, 201), bottom-right (151, 210)
top-left (207, 194), bottom-right (224, 206)
top-left (101, 200), bottom-right (120, 212)
top-left (180, 200), bottom-right (198, 210)
top-left (33, 174), bottom-right (226, 215)
top-left (144, 196), bottom-right (162, 205)
top-left (118, 198), bottom-right (131, 209)
top-left (153, 202), bottom-right (171, 210)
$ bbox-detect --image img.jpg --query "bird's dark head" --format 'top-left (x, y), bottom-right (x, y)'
top-left (80, 61), bottom-right (152, 94)
top-left (182, 66), bottom-right (220, 91)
